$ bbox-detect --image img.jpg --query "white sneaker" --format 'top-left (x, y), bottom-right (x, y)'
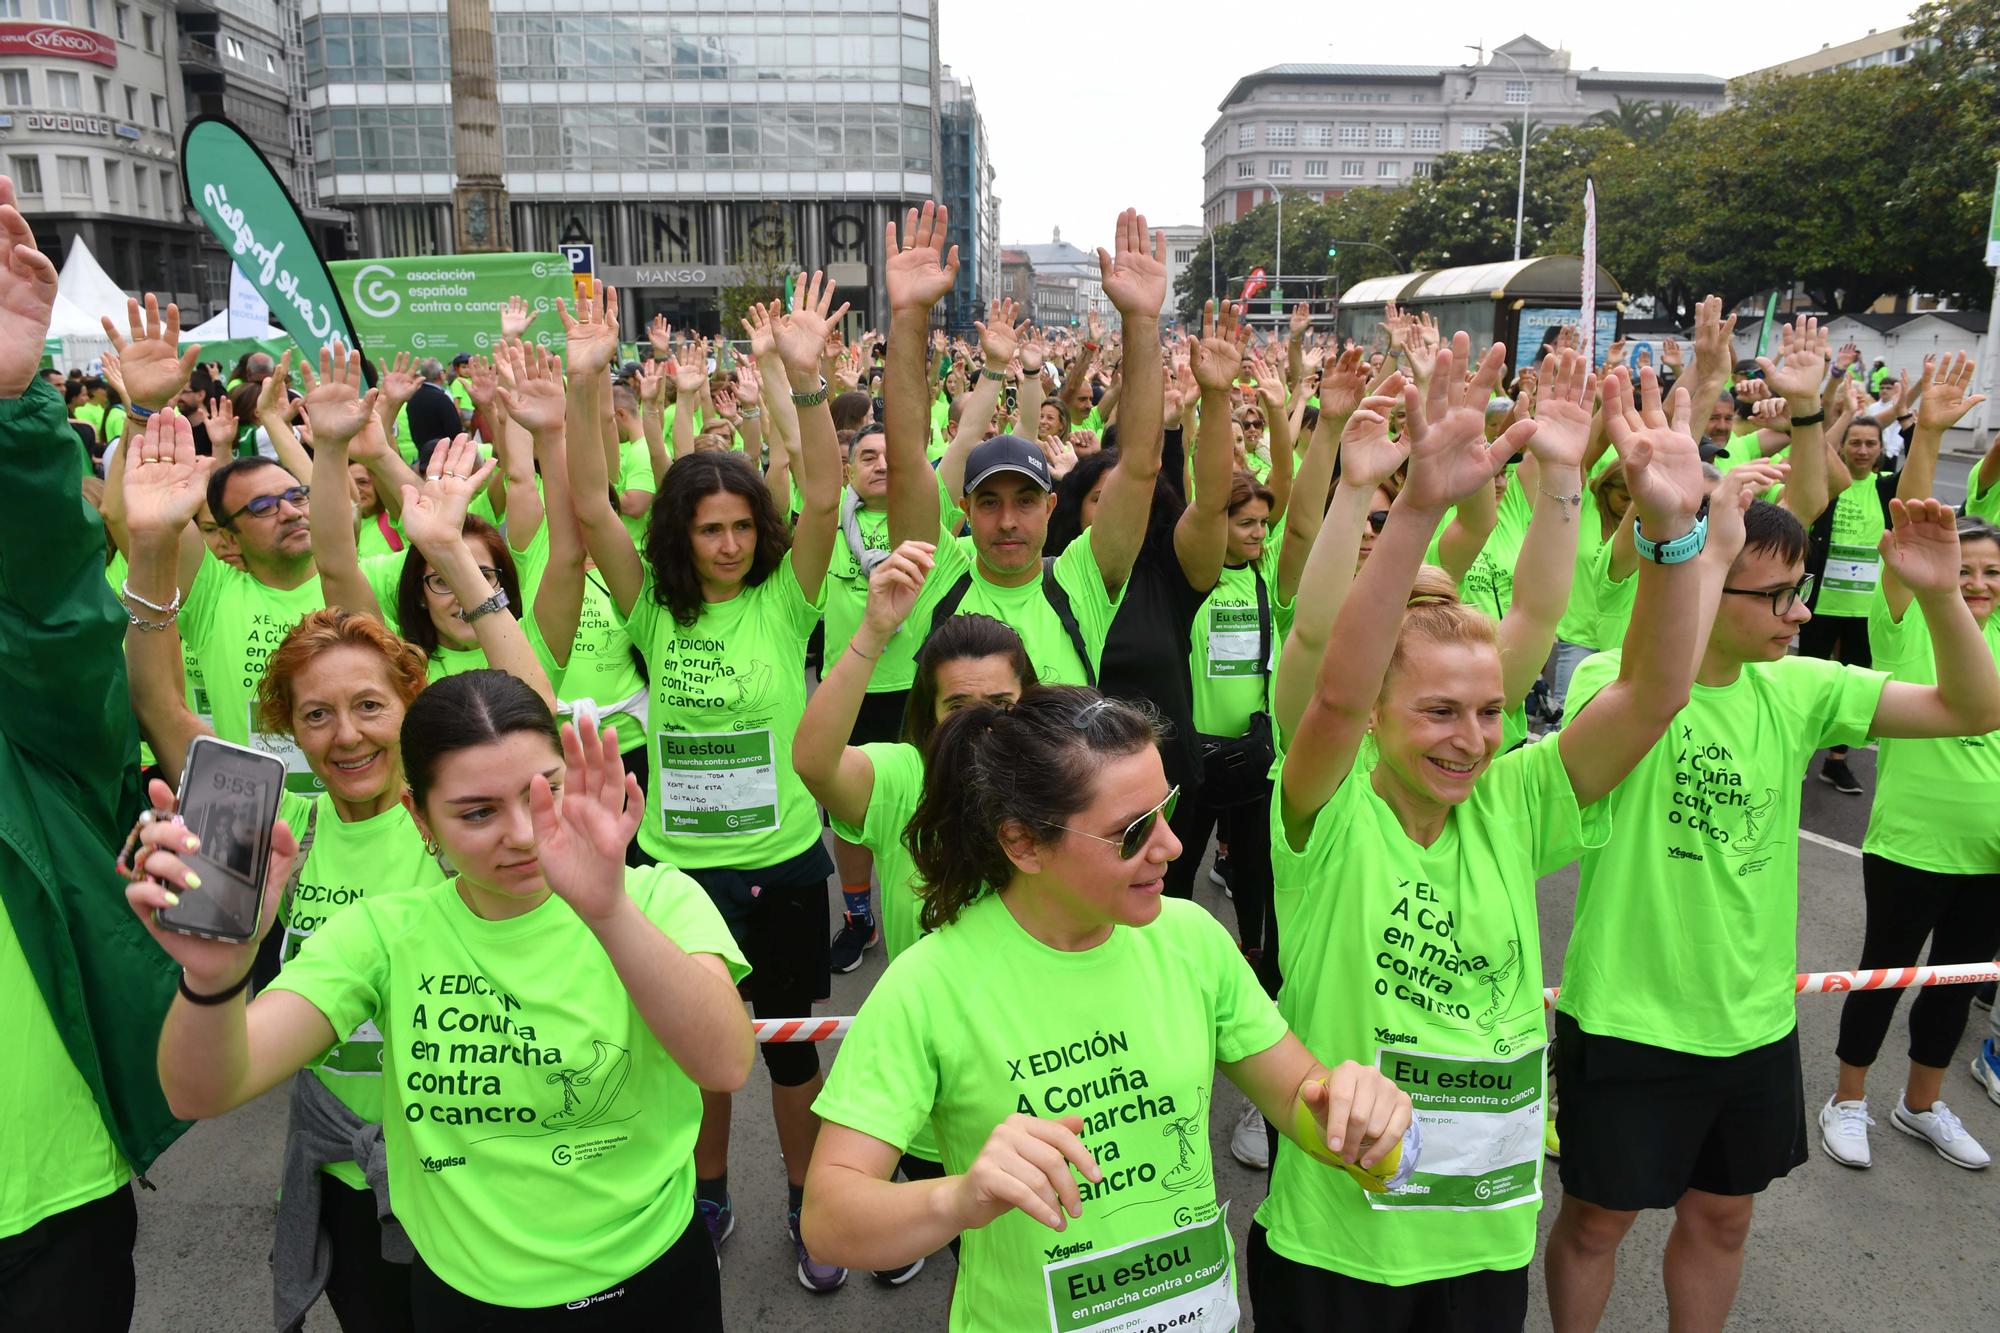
top-left (1230, 1103), bottom-right (1270, 1170)
top-left (1817, 1097), bottom-right (1873, 1168)
top-left (1890, 1097), bottom-right (1991, 1169)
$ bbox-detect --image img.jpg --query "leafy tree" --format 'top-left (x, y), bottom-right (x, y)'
top-left (1590, 97), bottom-right (1658, 140)
top-left (1486, 119), bottom-right (1549, 156)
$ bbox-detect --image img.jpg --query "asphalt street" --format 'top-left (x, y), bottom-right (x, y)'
top-left (127, 455), bottom-right (1997, 1331)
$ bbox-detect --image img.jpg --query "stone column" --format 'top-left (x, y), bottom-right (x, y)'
top-left (448, 0), bottom-right (510, 253)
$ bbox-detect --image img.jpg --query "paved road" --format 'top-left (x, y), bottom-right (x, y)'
top-left (130, 453), bottom-right (1997, 1331)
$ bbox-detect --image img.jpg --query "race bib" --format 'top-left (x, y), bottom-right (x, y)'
top-left (657, 729), bottom-right (780, 836)
top-left (247, 702), bottom-right (324, 794)
top-left (1369, 1046), bottom-right (1544, 1213)
top-left (1041, 1205), bottom-right (1237, 1333)
top-left (1206, 604), bottom-right (1262, 678)
top-left (1822, 542), bottom-right (1882, 597)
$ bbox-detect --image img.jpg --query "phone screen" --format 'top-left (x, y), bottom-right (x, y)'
top-left (157, 738), bottom-right (285, 941)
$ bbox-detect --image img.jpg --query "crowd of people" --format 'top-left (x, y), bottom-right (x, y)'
top-left (5, 171), bottom-right (2000, 1333)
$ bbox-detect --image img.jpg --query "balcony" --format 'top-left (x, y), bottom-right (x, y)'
top-left (178, 36), bottom-right (223, 73)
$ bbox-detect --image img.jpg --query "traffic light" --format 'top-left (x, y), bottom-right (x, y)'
top-left (1328, 246), bottom-right (1338, 257)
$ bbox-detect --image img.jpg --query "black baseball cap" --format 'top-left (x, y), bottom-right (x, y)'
top-left (451, 353), bottom-right (472, 366)
top-left (963, 435), bottom-right (1053, 495)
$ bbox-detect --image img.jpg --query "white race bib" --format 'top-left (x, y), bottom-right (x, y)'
top-left (1041, 1204), bottom-right (1237, 1333)
top-left (656, 728), bottom-right (780, 836)
top-left (1206, 604), bottom-right (1262, 679)
top-left (1369, 1046), bottom-right (1544, 1213)
top-left (1822, 542), bottom-right (1882, 597)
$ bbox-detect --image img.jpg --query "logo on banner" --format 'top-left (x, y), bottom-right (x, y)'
top-left (0, 23), bottom-right (118, 67)
top-left (352, 263), bottom-right (401, 319)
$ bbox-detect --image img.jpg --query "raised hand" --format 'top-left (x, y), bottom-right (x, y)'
top-left (0, 177), bottom-right (56, 394)
top-left (100, 349), bottom-right (128, 407)
top-left (1339, 379), bottom-right (1413, 489)
top-left (1603, 367), bottom-right (1705, 534)
top-left (1916, 352), bottom-right (1985, 433)
top-left (1754, 314), bottom-right (1829, 408)
top-left (1289, 301), bottom-right (1311, 341)
top-left (1316, 346), bottom-right (1369, 422)
top-left (669, 354), bottom-right (706, 398)
top-left (949, 1113), bottom-right (1101, 1233)
top-left (399, 433), bottom-right (495, 552)
top-left (1190, 300), bottom-right (1248, 393)
top-left (1526, 349), bottom-right (1597, 470)
top-left (830, 343), bottom-right (864, 393)
top-left (1399, 335), bottom-right (1531, 511)
top-left (500, 293), bottom-right (539, 341)
top-left (1249, 352), bottom-right (1287, 419)
top-left (254, 349), bottom-right (295, 423)
top-left (122, 408), bottom-right (211, 537)
top-left (775, 271), bottom-right (851, 384)
top-left (1019, 334), bottom-right (1046, 378)
top-left (1662, 337), bottom-right (1684, 375)
top-left (101, 294), bottom-right (200, 411)
top-left (741, 300), bottom-right (779, 361)
top-left (975, 297), bottom-right (1027, 365)
top-left (1705, 460), bottom-right (1788, 566)
top-left (529, 716), bottom-right (645, 926)
top-left (1039, 433), bottom-right (1078, 479)
top-left (205, 390), bottom-right (239, 454)
top-left (1879, 497), bottom-right (1966, 594)
top-left (1691, 294), bottom-right (1736, 390)
top-left (463, 354), bottom-right (499, 412)
top-left (300, 342), bottom-right (379, 444)
top-left (860, 540), bottom-right (936, 643)
top-left (635, 358), bottom-right (668, 411)
top-left (1096, 209), bottom-right (1167, 317)
top-left (884, 201), bottom-right (960, 314)
top-left (648, 315), bottom-right (674, 360)
top-left (379, 350), bottom-right (422, 409)
top-left (495, 347), bottom-right (566, 435)
top-left (735, 357), bottom-right (762, 408)
top-left (559, 283), bottom-right (619, 377)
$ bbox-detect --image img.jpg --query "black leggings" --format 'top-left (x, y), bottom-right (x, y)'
top-left (1835, 854), bottom-right (2000, 1070)
top-left (409, 1210), bottom-right (719, 1331)
top-left (1247, 1223), bottom-right (1528, 1332)
top-left (1176, 774), bottom-right (1280, 996)
top-left (313, 1178), bottom-right (414, 1332)
top-left (0, 1185), bottom-right (134, 1332)
top-left (618, 744), bottom-right (649, 869)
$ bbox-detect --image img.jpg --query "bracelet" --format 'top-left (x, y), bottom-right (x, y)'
top-left (980, 367), bottom-right (1007, 382)
top-left (179, 968), bottom-right (254, 1006)
top-left (120, 578), bottom-right (182, 616)
top-left (848, 641), bottom-right (882, 662)
top-left (1538, 485), bottom-right (1582, 520)
top-left (1083, 341), bottom-right (1100, 352)
top-left (128, 404), bottom-right (155, 420)
top-left (738, 406), bottom-right (762, 420)
top-left (462, 587), bottom-right (511, 623)
top-left (124, 606), bottom-right (180, 631)
top-left (791, 377), bottom-right (830, 408)
top-left (1790, 409), bottom-right (1826, 427)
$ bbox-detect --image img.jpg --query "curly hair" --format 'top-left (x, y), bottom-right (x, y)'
top-left (255, 607), bottom-right (430, 737)
top-left (643, 450), bottom-right (792, 627)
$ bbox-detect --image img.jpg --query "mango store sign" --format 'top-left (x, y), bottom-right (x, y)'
top-left (327, 254), bottom-right (573, 362)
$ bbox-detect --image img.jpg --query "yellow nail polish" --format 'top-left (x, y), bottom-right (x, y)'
top-left (162, 890), bottom-right (180, 906)
top-left (185, 835), bottom-right (200, 851)
top-left (184, 873), bottom-right (202, 890)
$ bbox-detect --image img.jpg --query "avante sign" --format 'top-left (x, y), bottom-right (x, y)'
top-left (0, 23), bottom-right (118, 67)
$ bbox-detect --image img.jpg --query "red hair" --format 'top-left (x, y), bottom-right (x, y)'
top-left (255, 607), bottom-right (430, 737)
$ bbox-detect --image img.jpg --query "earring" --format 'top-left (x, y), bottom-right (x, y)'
top-left (422, 836), bottom-right (441, 857)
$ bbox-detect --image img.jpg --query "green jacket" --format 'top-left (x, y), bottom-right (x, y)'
top-left (0, 378), bottom-right (187, 1178)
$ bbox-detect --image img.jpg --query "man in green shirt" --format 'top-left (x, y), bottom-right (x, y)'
top-left (1545, 496), bottom-right (2000, 1332)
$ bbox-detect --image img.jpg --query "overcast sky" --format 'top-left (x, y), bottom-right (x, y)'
top-left (938, 1), bottom-right (1914, 253)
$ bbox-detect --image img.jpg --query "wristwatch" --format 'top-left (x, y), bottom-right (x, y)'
top-left (1633, 496), bottom-right (1710, 565)
top-left (463, 587), bottom-right (511, 623)
top-left (791, 376), bottom-right (830, 408)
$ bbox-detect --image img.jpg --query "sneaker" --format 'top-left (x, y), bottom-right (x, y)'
top-left (1209, 854), bottom-right (1232, 895)
top-left (871, 1256), bottom-right (925, 1287)
top-left (1972, 980), bottom-right (1995, 1012)
top-left (1971, 1037), bottom-right (2000, 1108)
top-left (1230, 1103), bottom-right (1270, 1170)
top-left (1819, 756), bottom-right (1864, 795)
top-left (789, 1209), bottom-right (848, 1292)
top-left (1543, 1116), bottom-right (1561, 1160)
top-left (1890, 1097), bottom-right (1991, 1169)
top-left (1817, 1097), bottom-right (1874, 1168)
top-left (829, 912), bottom-right (879, 975)
top-left (699, 1193), bottom-right (735, 1253)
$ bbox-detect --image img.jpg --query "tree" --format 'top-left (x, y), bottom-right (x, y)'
top-left (1387, 125), bottom-right (1622, 269)
top-left (1486, 118), bottom-right (1549, 156)
top-left (717, 255), bottom-right (792, 336)
top-left (1590, 97), bottom-right (1658, 140)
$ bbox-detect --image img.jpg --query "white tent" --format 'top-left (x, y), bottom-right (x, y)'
top-left (182, 307), bottom-right (289, 343)
top-left (47, 290), bottom-right (105, 339)
top-left (56, 235), bottom-right (131, 325)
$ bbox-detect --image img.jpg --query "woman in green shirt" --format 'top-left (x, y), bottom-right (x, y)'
top-left (1258, 344), bottom-right (1722, 1330)
top-left (125, 681), bottom-right (753, 1328)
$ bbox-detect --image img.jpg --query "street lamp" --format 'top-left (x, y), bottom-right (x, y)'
top-left (1328, 239), bottom-right (1408, 272)
top-left (1470, 44), bottom-right (1531, 261)
top-left (1257, 177), bottom-right (1286, 316)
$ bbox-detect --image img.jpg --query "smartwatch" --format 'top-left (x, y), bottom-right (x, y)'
top-left (1633, 496), bottom-right (1710, 565)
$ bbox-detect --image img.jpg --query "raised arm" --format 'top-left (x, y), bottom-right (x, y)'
top-left (1282, 339), bottom-right (1530, 836)
top-left (301, 342), bottom-right (385, 620)
top-left (668, 352), bottom-right (704, 461)
top-left (1685, 295), bottom-right (1737, 445)
top-left (1085, 210), bottom-right (1167, 596)
top-left (1172, 300), bottom-right (1249, 590)
top-left (1496, 351), bottom-right (1593, 709)
top-left (883, 203), bottom-right (958, 547)
top-left (793, 541), bottom-right (934, 827)
top-left (1277, 347), bottom-right (1368, 599)
top-left (1899, 354), bottom-right (1982, 508)
top-left (119, 411), bottom-right (217, 787)
top-left (1869, 498), bottom-right (2000, 739)
top-left (498, 345), bottom-right (583, 667)
top-left (559, 286), bottom-right (643, 616)
top-left (252, 352), bottom-right (313, 500)
top-left (634, 359), bottom-right (671, 491)
top-left (771, 275), bottom-right (848, 600)
top-left (1253, 351), bottom-right (1297, 523)
top-left (937, 299), bottom-right (1024, 498)
top-left (1758, 316), bottom-right (1832, 526)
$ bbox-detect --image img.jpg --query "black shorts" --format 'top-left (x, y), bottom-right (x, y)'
top-left (1553, 1010), bottom-right (1806, 1210)
top-left (0, 1185), bottom-right (135, 1331)
top-left (848, 687), bottom-right (910, 747)
top-left (1247, 1223), bottom-right (1527, 1333)
top-left (1798, 611), bottom-right (1870, 670)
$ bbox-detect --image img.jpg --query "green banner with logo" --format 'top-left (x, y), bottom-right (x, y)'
top-left (180, 116), bottom-right (363, 367)
top-left (327, 254), bottom-right (573, 364)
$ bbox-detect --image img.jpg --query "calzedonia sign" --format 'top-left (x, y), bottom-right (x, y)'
top-left (0, 23), bottom-right (118, 67)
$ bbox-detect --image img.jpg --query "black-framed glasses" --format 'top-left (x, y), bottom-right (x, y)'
top-left (223, 484), bottom-right (310, 525)
top-left (1046, 787), bottom-right (1180, 860)
top-left (1241, 417), bottom-right (1266, 430)
top-left (1366, 510), bottom-right (1389, 533)
top-left (1723, 573), bottom-right (1814, 616)
top-left (423, 567), bottom-right (502, 598)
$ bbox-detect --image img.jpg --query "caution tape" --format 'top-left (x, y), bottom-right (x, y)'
top-left (752, 963), bottom-right (2000, 1043)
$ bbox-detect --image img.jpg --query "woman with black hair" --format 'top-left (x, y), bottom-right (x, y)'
top-left (563, 279), bottom-right (855, 1288)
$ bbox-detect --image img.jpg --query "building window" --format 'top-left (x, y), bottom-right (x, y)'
top-left (93, 76), bottom-right (107, 111)
top-left (158, 168), bottom-right (174, 209)
top-left (0, 71), bottom-right (26, 107)
top-left (9, 156), bottom-right (40, 195)
top-left (56, 155), bottom-right (90, 198)
top-left (131, 165), bottom-right (146, 212)
top-left (1378, 160), bottom-right (1399, 178)
top-left (1305, 123), bottom-right (1333, 147)
top-left (46, 70), bottom-right (82, 109)
top-left (142, 12), bottom-right (155, 52)
top-left (1237, 122), bottom-right (1255, 148)
top-left (85, 0), bottom-right (96, 26)
top-left (0, 1), bottom-right (19, 16)
top-left (1412, 125), bottom-right (1441, 149)
top-left (1341, 160), bottom-right (1364, 178)
top-left (1235, 160), bottom-right (1254, 179)
top-left (38, 0), bottom-right (70, 18)
top-left (1505, 80), bottom-right (1529, 105)
top-left (104, 160), bottom-right (120, 206)
top-left (225, 36), bottom-right (245, 61)
top-left (1412, 161), bottom-right (1434, 178)
top-left (1266, 122), bottom-right (1295, 146)
top-left (151, 94), bottom-right (165, 128)
top-left (1375, 124), bottom-right (1404, 147)
top-left (1172, 248), bottom-right (1194, 264)
top-left (1269, 159), bottom-right (1291, 177)
top-left (123, 85), bottom-right (136, 120)
top-left (1305, 159), bottom-right (1328, 178)
top-left (113, 1), bottom-right (126, 39)
top-left (1460, 124), bottom-right (1488, 148)
top-left (1411, 93), bottom-right (1426, 102)
top-left (1338, 123), bottom-right (1366, 147)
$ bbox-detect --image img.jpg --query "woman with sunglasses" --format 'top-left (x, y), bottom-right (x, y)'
top-left (1255, 343), bottom-right (1726, 1331)
top-left (802, 680), bottom-right (1414, 1331)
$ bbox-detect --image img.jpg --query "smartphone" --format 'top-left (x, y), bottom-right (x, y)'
top-left (155, 736), bottom-right (287, 943)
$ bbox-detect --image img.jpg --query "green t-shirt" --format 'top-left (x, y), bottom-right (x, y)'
top-left (448, 378), bottom-right (475, 422)
top-left (360, 541), bottom-right (564, 692)
top-left (822, 478), bottom-right (963, 695)
top-left (907, 528), bottom-right (1124, 686)
top-left (269, 868), bottom-right (747, 1307)
top-left (814, 893), bottom-right (1287, 1333)
top-left (1261, 738), bottom-right (1605, 1284)
top-left (1815, 476), bottom-right (1890, 619)
top-left (180, 553), bottom-right (327, 793)
top-left (624, 552), bottom-right (824, 868)
top-left (354, 510), bottom-right (403, 562)
top-left (275, 790), bottom-right (451, 1189)
top-left (1562, 651), bottom-right (1886, 1055)
top-left (1863, 593), bottom-right (2000, 872)
top-left (1965, 461), bottom-right (2000, 524)
top-left (615, 437), bottom-right (657, 550)
top-left (929, 392), bottom-right (950, 458)
top-left (1584, 539), bottom-right (1637, 653)
top-left (1, 894), bottom-right (128, 1238)
top-left (1555, 493), bottom-right (1615, 648)
top-left (559, 570), bottom-right (649, 756)
top-left (1189, 546), bottom-right (1284, 738)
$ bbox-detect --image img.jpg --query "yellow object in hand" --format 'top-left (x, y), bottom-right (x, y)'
top-left (1293, 1079), bottom-right (1407, 1194)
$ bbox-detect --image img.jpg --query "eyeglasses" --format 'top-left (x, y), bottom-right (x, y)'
top-left (1723, 574), bottom-right (1814, 616)
top-left (1366, 510), bottom-right (1389, 533)
top-left (1241, 417), bottom-right (1266, 430)
top-left (1045, 787), bottom-right (1179, 860)
top-left (423, 567), bottom-right (502, 598)
top-left (223, 484), bottom-right (310, 525)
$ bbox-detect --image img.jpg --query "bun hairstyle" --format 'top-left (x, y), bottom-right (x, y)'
top-left (903, 686), bottom-right (1161, 931)
top-left (1387, 565), bottom-right (1500, 679)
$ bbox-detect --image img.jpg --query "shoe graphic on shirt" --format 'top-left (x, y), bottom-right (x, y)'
top-left (1161, 1090), bottom-right (1211, 1193)
top-left (1728, 788), bottom-right (1778, 856)
top-left (542, 1039), bottom-right (632, 1131)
